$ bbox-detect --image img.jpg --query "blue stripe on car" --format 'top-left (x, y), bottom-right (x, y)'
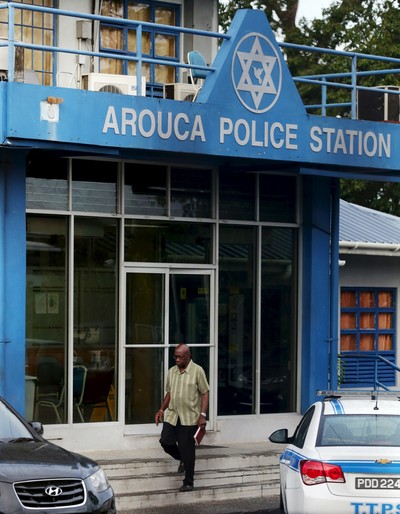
top-left (330, 399), bottom-right (345, 414)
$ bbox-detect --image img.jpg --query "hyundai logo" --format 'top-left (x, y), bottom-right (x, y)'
top-left (45, 485), bottom-right (63, 497)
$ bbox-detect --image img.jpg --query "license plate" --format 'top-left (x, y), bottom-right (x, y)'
top-left (356, 477), bottom-right (400, 489)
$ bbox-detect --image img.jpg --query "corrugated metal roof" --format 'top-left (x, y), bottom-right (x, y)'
top-left (340, 199), bottom-right (400, 244)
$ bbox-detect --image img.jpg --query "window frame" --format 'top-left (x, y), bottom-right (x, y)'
top-left (339, 287), bottom-right (397, 388)
top-left (99, 0), bottom-right (180, 95)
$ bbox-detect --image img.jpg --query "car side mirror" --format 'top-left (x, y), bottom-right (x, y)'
top-left (29, 421), bottom-right (44, 436)
top-left (269, 428), bottom-right (290, 444)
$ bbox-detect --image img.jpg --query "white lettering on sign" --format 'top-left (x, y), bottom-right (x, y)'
top-left (309, 126), bottom-right (391, 158)
top-left (102, 106), bottom-right (206, 142)
top-left (219, 117), bottom-right (298, 149)
top-left (101, 107), bottom-right (392, 162)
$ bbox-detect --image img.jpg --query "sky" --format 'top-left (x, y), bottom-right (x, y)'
top-left (296, 0), bottom-right (334, 22)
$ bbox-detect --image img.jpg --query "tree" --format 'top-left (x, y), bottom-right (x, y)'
top-left (219, 0), bottom-right (301, 42)
top-left (219, 0), bottom-right (400, 215)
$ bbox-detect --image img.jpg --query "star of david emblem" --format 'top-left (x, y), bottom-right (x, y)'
top-left (232, 33), bottom-right (282, 113)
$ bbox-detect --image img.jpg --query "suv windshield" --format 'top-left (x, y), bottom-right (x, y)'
top-left (318, 415), bottom-right (400, 446)
top-left (0, 401), bottom-right (34, 442)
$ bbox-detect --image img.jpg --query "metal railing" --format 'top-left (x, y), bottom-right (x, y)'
top-left (339, 353), bottom-right (400, 392)
top-left (1, 2), bottom-right (400, 116)
top-left (0, 2), bottom-right (228, 94)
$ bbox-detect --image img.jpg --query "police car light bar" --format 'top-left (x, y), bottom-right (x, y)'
top-left (318, 390), bottom-right (400, 399)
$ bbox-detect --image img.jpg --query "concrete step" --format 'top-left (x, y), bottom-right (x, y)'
top-left (88, 443), bottom-right (282, 514)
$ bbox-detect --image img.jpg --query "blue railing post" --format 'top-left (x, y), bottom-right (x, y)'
top-left (136, 24), bottom-right (143, 96)
top-left (351, 55), bottom-right (357, 119)
top-left (321, 77), bottom-right (327, 116)
top-left (7, 4), bottom-right (15, 82)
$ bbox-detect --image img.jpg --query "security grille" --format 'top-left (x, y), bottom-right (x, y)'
top-left (14, 478), bottom-right (85, 509)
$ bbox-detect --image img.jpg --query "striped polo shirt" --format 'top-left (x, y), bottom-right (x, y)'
top-left (164, 359), bottom-right (209, 426)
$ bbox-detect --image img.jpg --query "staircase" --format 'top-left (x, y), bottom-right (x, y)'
top-left (88, 442), bottom-right (281, 513)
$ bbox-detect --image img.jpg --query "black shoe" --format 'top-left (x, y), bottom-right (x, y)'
top-left (178, 461), bottom-right (185, 473)
top-left (179, 484), bottom-right (193, 492)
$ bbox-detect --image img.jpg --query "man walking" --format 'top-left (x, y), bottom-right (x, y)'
top-left (155, 344), bottom-right (209, 492)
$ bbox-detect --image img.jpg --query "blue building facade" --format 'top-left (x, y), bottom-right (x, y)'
top-left (0, 2), bottom-right (398, 450)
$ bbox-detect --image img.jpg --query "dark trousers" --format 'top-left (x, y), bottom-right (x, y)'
top-left (160, 419), bottom-right (197, 486)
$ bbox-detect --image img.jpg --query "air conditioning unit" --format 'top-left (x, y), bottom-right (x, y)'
top-left (163, 83), bottom-right (200, 101)
top-left (358, 85), bottom-right (400, 122)
top-left (0, 40), bottom-right (24, 82)
top-left (83, 73), bottom-right (146, 96)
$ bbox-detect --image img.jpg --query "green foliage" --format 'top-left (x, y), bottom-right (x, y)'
top-left (340, 180), bottom-right (400, 216)
top-left (219, 0), bottom-right (400, 215)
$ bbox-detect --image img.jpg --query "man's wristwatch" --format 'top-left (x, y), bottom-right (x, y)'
top-left (200, 412), bottom-right (207, 417)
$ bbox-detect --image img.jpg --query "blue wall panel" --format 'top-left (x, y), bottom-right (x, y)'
top-left (301, 175), bottom-right (339, 411)
top-left (2, 151), bottom-right (26, 414)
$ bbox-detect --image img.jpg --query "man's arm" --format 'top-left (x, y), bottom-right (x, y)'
top-left (197, 391), bottom-right (209, 426)
top-left (155, 391), bottom-right (170, 426)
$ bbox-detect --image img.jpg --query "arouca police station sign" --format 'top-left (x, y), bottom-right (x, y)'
top-left (4, 9), bottom-right (400, 175)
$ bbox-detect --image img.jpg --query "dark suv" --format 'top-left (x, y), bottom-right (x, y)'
top-left (0, 397), bottom-right (115, 513)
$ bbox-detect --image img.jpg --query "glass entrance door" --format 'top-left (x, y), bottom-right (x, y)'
top-left (124, 269), bottom-right (213, 425)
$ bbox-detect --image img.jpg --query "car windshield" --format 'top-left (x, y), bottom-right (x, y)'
top-left (0, 401), bottom-right (34, 442)
top-left (318, 414), bottom-right (400, 446)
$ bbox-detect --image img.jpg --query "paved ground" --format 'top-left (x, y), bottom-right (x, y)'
top-left (128, 495), bottom-right (280, 514)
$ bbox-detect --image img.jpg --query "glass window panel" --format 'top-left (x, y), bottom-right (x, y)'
top-left (360, 291), bottom-right (375, 308)
top-left (260, 228), bottom-right (296, 413)
top-left (125, 273), bottom-right (164, 345)
top-left (378, 334), bottom-right (392, 351)
top-left (101, 0), bottom-right (124, 18)
top-left (169, 274), bottom-right (210, 346)
top-left (124, 163), bottom-right (167, 215)
top-left (23, 9), bottom-right (33, 26)
top-left (259, 175), bottom-right (297, 223)
top-left (219, 171), bottom-right (255, 221)
top-left (124, 220), bottom-right (212, 264)
top-left (155, 64), bottom-right (174, 84)
top-left (379, 313), bottom-right (392, 329)
top-left (128, 60), bottom-right (150, 82)
top-left (125, 347), bottom-right (163, 424)
top-left (155, 33), bottom-right (175, 57)
top-left (26, 215), bottom-right (67, 424)
top-left (73, 217), bottom-right (118, 423)
top-left (218, 226), bottom-right (255, 415)
top-left (360, 313), bottom-right (375, 329)
top-left (360, 334), bottom-right (374, 351)
top-left (340, 312), bottom-right (356, 330)
top-left (340, 334), bottom-right (356, 351)
top-left (33, 11), bottom-right (44, 27)
top-left (101, 26), bottom-right (123, 51)
top-left (72, 159), bottom-right (117, 213)
top-left (100, 57), bottom-right (123, 75)
top-left (379, 291), bottom-right (393, 307)
top-left (26, 155), bottom-right (68, 210)
top-left (127, 2), bottom-right (150, 21)
top-left (44, 12), bottom-right (52, 29)
top-left (341, 290), bottom-right (356, 308)
top-left (156, 7), bottom-right (175, 25)
top-left (170, 167), bottom-right (212, 218)
top-left (127, 28), bottom-right (151, 54)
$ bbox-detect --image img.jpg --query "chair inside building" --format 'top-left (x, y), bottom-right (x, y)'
top-left (35, 365), bottom-right (87, 424)
top-left (74, 368), bottom-right (114, 422)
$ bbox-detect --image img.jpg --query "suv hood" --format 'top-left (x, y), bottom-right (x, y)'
top-left (0, 440), bottom-right (98, 482)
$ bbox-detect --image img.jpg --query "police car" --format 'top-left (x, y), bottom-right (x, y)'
top-left (269, 391), bottom-right (400, 514)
